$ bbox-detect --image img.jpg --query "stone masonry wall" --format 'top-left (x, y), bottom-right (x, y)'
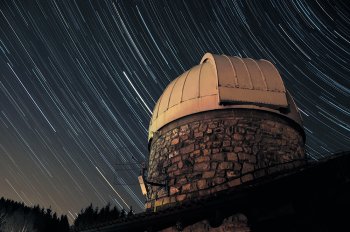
top-left (160, 213), bottom-right (250, 232)
top-left (146, 109), bottom-right (305, 211)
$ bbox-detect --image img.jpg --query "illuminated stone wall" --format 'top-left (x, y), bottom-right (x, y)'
top-left (146, 109), bottom-right (305, 211)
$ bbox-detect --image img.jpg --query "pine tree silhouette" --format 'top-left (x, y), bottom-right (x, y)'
top-left (73, 202), bottom-right (134, 229)
top-left (0, 196), bottom-right (69, 232)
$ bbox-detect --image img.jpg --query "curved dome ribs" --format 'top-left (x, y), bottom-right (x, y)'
top-left (202, 53), bottom-right (288, 108)
top-left (149, 53), bottom-right (302, 141)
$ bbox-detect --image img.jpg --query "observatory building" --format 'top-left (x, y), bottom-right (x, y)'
top-left (144, 53), bottom-right (305, 211)
top-left (77, 54), bottom-right (350, 232)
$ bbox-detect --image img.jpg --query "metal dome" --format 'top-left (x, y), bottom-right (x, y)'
top-left (149, 53), bottom-right (302, 141)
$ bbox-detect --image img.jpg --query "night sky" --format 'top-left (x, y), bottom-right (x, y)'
top-left (0, 0), bottom-right (349, 222)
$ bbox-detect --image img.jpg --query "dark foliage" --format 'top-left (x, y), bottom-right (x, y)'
top-left (0, 197), bottom-right (69, 232)
top-left (74, 203), bottom-right (134, 229)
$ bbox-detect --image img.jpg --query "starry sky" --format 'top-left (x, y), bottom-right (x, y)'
top-left (0, 0), bottom-right (349, 222)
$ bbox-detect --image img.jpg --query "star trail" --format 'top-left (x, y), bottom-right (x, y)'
top-left (0, 0), bottom-right (349, 222)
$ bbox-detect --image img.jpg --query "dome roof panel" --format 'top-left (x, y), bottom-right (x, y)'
top-left (230, 56), bottom-right (252, 89)
top-left (148, 53), bottom-right (302, 141)
top-left (168, 71), bottom-right (187, 108)
top-left (182, 65), bottom-right (200, 101)
top-left (157, 80), bottom-right (176, 115)
top-left (258, 60), bottom-right (286, 92)
top-left (215, 55), bottom-right (236, 88)
top-left (244, 58), bottom-right (266, 90)
top-left (199, 61), bottom-right (217, 96)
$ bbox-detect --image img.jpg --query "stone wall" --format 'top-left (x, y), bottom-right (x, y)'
top-left (160, 214), bottom-right (250, 232)
top-left (146, 109), bottom-right (305, 211)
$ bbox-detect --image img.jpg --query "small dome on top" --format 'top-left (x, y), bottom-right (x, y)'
top-left (149, 53), bottom-right (302, 141)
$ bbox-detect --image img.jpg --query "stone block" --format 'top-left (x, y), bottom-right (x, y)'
top-left (190, 183), bottom-right (198, 192)
top-left (243, 146), bottom-right (252, 153)
top-left (213, 177), bottom-right (226, 185)
top-left (171, 138), bottom-right (179, 145)
top-left (180, 124), bottom-right (189, 131)
top-left (162, 197), bottom-right (170, 205)
top-left (193, 162), bottom-right (210, 171)
top-left (183, 158), bottom-right (194, 167)
top-left (226, 170), bottom-right (236, 178)
top-left (233, 133), bottom-right (243, 141)
top-left (202, 171), bottom-right (215, 178)
top-left (176, 194), bottom-right (186, 202)
top-left (203, 149), bottom-right (211, 156)
top-left (236, 127), bottom-right (245, 134)
top-left (199, 123), bottom-right (207, 132)
top-left (247, 155), bottom-right (256, 164)
top-left (180, 144), bottom-right (194, 154)
top-left (180, 135), bottom-right (189, 140)
top-left (218, 161), bottom-right (233, 170)
top-left (190, 121), bottom-right (200, 129)
top-left (242, 162), bottom-right (254, 174)
top-left (228, 178), bottom-right (241, 187)
top-left (183, 139), bottom-right (195, 145)
top-left (192, 149), bottom-right (201, 156)
top-left (212, 153), bottom-right (224, 161)
top-left (214, 184), bottom-right (227, 192)
top-left (155, 199), bottom-right (163, 207)
top-left (177, 177), bottom-right (187, 186)
top-left (198, 189), bottom-right (211, 197)
top-left (241, 174), bottom-right (253, 183)
top-left (171, 155), bottom-right (181, 163)
top-left (195, 156), bottom-right (210, 163)
top-left (162, 159), bottom-right (171, 168)
top-left (234, 163), bottom-right (242, 171)
top-left (197, 179), bottom-right (208, 189)
top-left (227, 152), bottom-right (238, 161)
top-left (167, 164), bottom-right (178, 172)
top-left (182, 183), bottom-right (191, 192)
top-left (172, 128), bottom-right (179, 133)
top-left (238, 152), bottom-right (248, 161)
top-left (213, 141), bottom-right (221, 148)
top-left (173, 169), bottom-right (183, 176)
top-left (208, 122), bottom-right (217, 129)
top-left (224, 119), bottom-right (238, 126)
top-left (254, 169), bottom-right (266, 179)
top-left (214, 127), bottom-right (224, 134)
top-left (223, 140), bottom-right (231, 147)
top-left (216, 170), bottom-right (226, 177)
top-left (222, 146), bottom-right (233, 152)
top-left (158, 188), bottom-right (168, 197)
top-left (186, 173), bottom-right (202, 182)
top-left (194, 132), bottom-right (203, 138)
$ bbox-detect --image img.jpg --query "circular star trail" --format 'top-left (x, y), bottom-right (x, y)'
top-left (0, 0), bottom-right (349, 222)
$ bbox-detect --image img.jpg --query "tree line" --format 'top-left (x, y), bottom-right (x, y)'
top-left (0, 197), bottom-right (69, 232)
top-left (74, 202), bottom-right (134, 230)
top-left (0, 196), bottom-right (134, 231)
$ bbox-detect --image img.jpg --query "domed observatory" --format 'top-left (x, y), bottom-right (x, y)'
top-left (142, 53), bottom-right (305, 211)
